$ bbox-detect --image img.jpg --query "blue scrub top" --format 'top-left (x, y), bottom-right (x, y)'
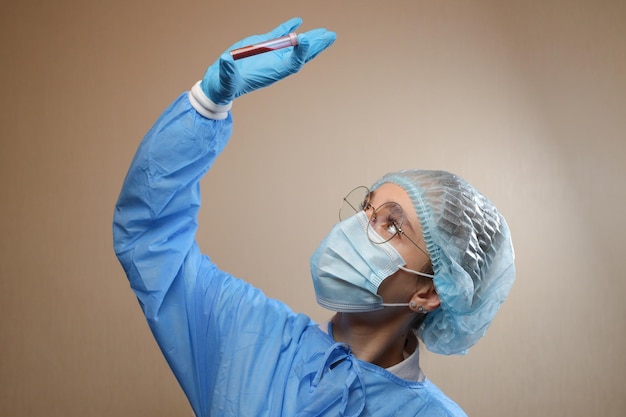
top-left (113, 93), bottom-right (467, 417)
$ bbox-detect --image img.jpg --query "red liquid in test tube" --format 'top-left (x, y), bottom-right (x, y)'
top-left (230, 33), bottom-right (298, 60)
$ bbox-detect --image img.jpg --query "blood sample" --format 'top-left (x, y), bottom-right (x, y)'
top-left (230, 33), bottom-right (298, 60)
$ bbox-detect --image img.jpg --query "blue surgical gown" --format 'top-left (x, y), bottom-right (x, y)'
top-left (113, 93), bottom-right (467, 417)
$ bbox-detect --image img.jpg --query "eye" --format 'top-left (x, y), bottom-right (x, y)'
top-left (386, 222), bottom-right (399, 235)
top-left (378, 203), bottom-right (405, 238)
top-left (373, 212), bottom-right (401, 240)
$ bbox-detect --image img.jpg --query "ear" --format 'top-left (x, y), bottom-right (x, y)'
top-left (409, 281), bottom-right (440, 313)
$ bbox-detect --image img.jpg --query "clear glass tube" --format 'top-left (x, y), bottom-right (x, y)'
top-left (230, 33), bottom-right (298, 60)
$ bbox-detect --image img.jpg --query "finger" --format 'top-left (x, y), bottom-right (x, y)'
top-left (227, 18), bottom-right (303, 52)
top-left (216, 52), bottom-right (238, 104)
top-left (266, 17), bottom-right (303, 39)
top-left (300, 28), bottom-right (337, 63)
top-left (289, 33), bottom-right (310, 72)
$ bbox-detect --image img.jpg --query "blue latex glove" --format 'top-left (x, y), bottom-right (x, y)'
top-left (201, 17), bottom-right (336, 105)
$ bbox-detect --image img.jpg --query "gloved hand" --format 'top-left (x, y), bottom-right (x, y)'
top-left (200, 17), bottom-right (336, 105)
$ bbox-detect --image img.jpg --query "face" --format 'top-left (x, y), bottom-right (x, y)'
top-left (367, 183), bottom-right (433, 304)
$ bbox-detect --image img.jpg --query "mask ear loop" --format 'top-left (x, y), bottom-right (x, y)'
top-left (381, 302), bottom-right (411, 307)
top-left (382, 301), bottom-right (431, 312)
top-left (398, 265), bottom-right (434, 279)
top-left (381, 265), bottom-right (434, 308)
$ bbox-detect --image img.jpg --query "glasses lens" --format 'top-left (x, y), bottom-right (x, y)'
top-left (367, 202), bottom-right (406, 244)
top-left (339, 186), bottom-right (370, 221)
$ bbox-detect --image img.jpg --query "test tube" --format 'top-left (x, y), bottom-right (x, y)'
top-left (230, 33), bottom-right (298, 60)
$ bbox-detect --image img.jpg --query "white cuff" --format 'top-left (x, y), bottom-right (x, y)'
top-left (188, 81), bottom-right (232, 120)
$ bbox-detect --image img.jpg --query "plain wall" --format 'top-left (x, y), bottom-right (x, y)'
top-left (1, 0), bottom-right (625, 416)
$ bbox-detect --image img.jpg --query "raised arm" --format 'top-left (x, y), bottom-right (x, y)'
top-left (112, 18), bottom-right (335, 415)
top-left (113, 14), bottom-right (335, 318)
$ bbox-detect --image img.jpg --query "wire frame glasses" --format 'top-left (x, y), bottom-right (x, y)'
top-left (339, 186), bottom-right (429, 256)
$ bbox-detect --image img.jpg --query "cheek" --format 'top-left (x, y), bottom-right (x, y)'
top-left (396, 244), bottom-right (420, 268)
top-left (377, 271), bottom-right (418, 298)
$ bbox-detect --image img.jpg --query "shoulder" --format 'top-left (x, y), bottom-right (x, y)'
top-left (197, 256), bottom-right (316, 339)
top-left (415, 379), bottom-right (467, 417)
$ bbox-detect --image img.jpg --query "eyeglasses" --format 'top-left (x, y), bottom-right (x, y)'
top-left (339, 186), bottom-right (429, 257)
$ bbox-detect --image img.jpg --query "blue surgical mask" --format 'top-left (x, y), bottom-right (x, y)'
top-left (310, 211), bottom-right (432, 312)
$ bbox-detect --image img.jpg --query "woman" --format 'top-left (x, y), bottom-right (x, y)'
top-left (113, 17), bottom-right (515, 417)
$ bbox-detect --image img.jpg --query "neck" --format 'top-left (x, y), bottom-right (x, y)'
top-left (330, 310), bottom-right (416, 368)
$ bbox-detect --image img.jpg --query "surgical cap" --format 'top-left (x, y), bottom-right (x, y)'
top-left (372, 170), bottom-right (515, 355)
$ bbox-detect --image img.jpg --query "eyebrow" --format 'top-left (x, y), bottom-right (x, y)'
top-left (403, 217), bottom-right (417, 234)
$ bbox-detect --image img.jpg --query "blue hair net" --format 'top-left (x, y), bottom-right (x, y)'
top-left (372, 170), bottom-right (515, 355)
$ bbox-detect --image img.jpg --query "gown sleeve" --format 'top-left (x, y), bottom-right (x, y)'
top-left (113, 91), bottom-right (231, 314)
top-left (112, 92), bottom-right (310, 416)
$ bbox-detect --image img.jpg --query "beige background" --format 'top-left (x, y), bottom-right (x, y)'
top-left (1, 0), bottom-right (625, 416)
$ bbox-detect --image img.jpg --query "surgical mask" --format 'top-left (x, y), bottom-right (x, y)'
top-left (310, 211), bottom-right (433, 312)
